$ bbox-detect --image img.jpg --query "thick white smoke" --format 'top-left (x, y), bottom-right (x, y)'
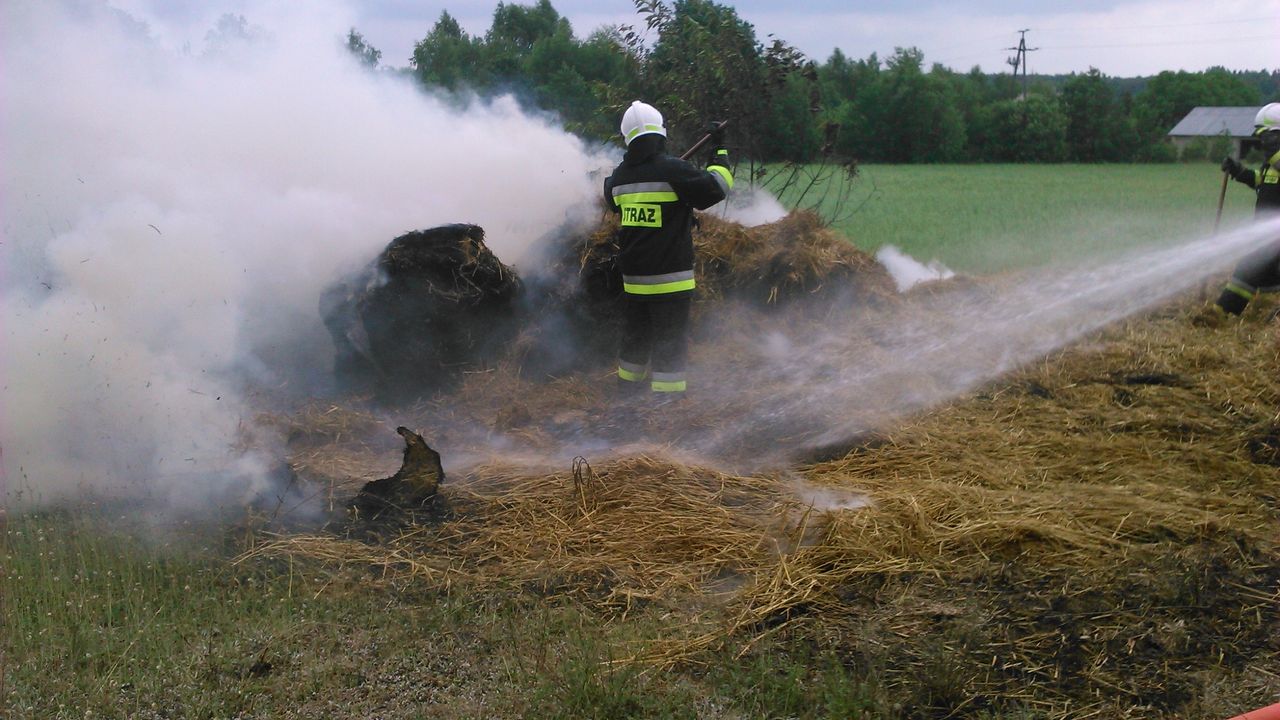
top-left (0, 1), bottom-right (609, 508)
top-left (718, 187), bottom-right (789, 227)
top-left (875, 245), bottom-right (955, 291)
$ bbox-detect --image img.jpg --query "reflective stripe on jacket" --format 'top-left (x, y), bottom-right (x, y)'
top-left (1232, 150), bottom-right (1280, 216)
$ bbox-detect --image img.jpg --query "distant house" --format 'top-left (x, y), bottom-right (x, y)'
top-left (1167, 106), bottom-right (1262, 158)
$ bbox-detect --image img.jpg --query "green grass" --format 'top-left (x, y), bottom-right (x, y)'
top-left (764, 163), bottom-right (1257, 273)
top-left (2, 510), bottom-right (893, 719)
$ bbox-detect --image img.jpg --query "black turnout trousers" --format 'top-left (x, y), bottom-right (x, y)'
top-left (618, 293), bottom-right (692, 390)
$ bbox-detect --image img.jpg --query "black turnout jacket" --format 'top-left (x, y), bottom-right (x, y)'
top-left (603, 135), bottom-right (731, 299)
top-left (1228, 149), bottom-right (1280, 216)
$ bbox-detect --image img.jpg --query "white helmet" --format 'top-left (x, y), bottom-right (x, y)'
top-left (1255, 102), bottom-right (1280, 135)
top-left (620, 101), bottom-right (666, 146)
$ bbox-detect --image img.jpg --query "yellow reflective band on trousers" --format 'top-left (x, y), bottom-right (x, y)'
top-left (624, 278), bottom-right (696, 295)
top-left (618, 364), bottom-right (647, 382)
top-left (622, 270), bottom-right (696, 296)
top-left (652, 371), bottom-right (685, 393)
top-left (1226, 281), bottom-right (1256, 300)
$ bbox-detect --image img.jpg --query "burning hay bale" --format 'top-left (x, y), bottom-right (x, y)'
top-left (319, 223), bottom-right (522, 397)
top-left (319, 208), bottom-right (903, 387)
top-left (511, 214), bottom-right (628, 375)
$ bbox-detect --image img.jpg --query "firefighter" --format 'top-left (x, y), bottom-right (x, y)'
top-left (603, 101), bottom-right (733, 398)
top-left (1215, 102), bottom-right (1280, 315)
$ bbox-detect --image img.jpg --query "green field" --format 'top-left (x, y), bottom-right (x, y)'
top-left (767, 163), bottom-right (1257, 273)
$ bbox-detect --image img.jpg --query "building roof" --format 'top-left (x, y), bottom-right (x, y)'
top-left (1167, 106), bottom-right (1261, 138)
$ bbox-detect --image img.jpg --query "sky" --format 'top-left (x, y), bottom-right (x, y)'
top-left (107, 0), bottom-right (1278, 77)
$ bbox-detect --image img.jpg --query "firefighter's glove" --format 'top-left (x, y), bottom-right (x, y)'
top-left (1221, 156), bottom-right (1243, 177)
top-left (704, 121), bottom-right (727, 145)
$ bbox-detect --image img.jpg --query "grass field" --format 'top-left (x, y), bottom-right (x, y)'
top-left (766, 163), bottom-right (1257, 273)
top-left (3, 511), bottom-right (876, 718)
top-left (5, 163), bottom-right (1277, 719)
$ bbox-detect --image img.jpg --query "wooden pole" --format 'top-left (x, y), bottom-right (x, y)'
top-left (1201, 170), bottom-right (1231, 302)
top-left (679, 119), bottom-right (730, 161)
top-left (1214, 170), bottom-right (1230, 234)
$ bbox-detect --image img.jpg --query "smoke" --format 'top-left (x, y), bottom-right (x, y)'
top-left (875, 245), bottom-right (956, 291)
top-left (7, 2), bottom-right (1275, 515)
top-left (684, 217), bottom-right (1280, 461)
top-left (0, 1), bottom-right (609, 509)
top-left (717, 187), bottom-right (789, 227)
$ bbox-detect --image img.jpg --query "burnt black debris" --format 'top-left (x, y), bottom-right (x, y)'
top-left (351, 426), bottom-right (444, 519)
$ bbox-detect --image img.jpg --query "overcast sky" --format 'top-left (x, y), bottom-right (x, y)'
top-left (111, 0), bottom-right (1277, 77)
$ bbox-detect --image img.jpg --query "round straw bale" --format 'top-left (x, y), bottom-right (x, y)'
top-left (320, 224), bottom-right (523, 398)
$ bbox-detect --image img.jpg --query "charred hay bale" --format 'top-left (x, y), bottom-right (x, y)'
top-left (320, 224), bottom-right (522, 398)
top-left (512, 213), bottom-right (626, 376)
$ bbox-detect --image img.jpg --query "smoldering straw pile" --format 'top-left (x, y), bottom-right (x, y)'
top-left (247, 205), bottom-right (1278, 712)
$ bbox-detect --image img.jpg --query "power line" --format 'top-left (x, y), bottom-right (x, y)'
top-left (1039, 34), bottom-right (1274, 50)
top-left (929, 15), bottom-right (1275, 67)
top-left (1005, 29), bottom-right (1038, 98)
top-left (1033, 17), bottom-right (1274, 34)
top-left (936, 32), bottom-right (1274, 68)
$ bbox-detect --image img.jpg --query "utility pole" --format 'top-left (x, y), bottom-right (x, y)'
top-left (1005, 29), bottom-right (1039, 99)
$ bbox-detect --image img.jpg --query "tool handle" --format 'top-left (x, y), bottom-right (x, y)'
top-left (1213, 170), bottom-right (1229, 234)
top-left (679, 119), bottom-right (731, 161)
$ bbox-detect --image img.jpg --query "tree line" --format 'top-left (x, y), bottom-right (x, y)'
top-left (348, 0), bottom-right (1280, 164)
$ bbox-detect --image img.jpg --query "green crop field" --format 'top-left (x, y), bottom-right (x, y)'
top-left (764, 162), bottom-right (1258, 273)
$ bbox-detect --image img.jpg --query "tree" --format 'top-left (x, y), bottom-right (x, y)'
top-left (484, 0), bottom-right (572, 82)
top-left (758, 71), bottom-right (821, 162)
top-left (488, 0), bottom-right (568, 52)
top-left (825, 53), bottom-right (880, 160)
top-left (975, 94), bottom-right (1068, 162)
top-left (817, 48), bottom-right (857, 108)
top-left (411, 11), bottom-right (488, 91)
top-left (848, 48), bottom-right (965, 162)
top-left (1061, 68), bottom-right (1128, 161)
top-left (612, 0), bottom-right (809, 158)
top-left (203, 13), bottom-right (268, 58)
top-left (346, 28), bottom-right (382, 69)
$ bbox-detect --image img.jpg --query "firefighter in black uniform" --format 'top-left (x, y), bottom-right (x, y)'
top-left (1215, 102), bottom-right (1280, 315)
top-left (603, 101), bottom-right (733, 397)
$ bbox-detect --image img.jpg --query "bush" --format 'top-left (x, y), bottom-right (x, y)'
top-left (1135, 139), bottom-right (1179, 163)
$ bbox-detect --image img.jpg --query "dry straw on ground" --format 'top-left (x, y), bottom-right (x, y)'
top-left (244, 212), bottom-right (1280, 715)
